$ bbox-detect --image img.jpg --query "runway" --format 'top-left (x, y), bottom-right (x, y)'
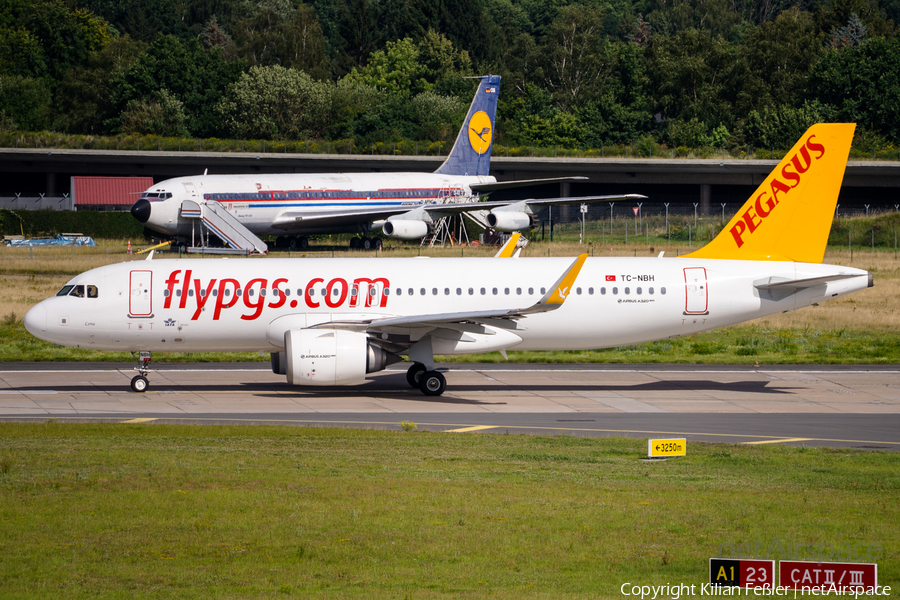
top-left (1, 362), bottom-right (899, 450)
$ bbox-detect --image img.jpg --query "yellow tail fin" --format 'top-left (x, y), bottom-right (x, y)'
top-left (683, 123), bottom-right (855, 263)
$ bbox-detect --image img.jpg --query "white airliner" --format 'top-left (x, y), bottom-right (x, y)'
top-left (129, 74), bottom-right (641, 251)
top-left (27, 124), bottom-right (871, 396)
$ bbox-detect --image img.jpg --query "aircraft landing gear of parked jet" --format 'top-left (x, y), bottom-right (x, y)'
top-left (349, 236), bottom-right (383, 250)
top-left (130, 351), bottom-right (152, 392)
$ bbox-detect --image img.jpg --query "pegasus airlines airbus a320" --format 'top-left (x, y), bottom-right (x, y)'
top-left (27, 124), bottom-right (871, 396)
top-left (129, 74), bottom-right (641, 252)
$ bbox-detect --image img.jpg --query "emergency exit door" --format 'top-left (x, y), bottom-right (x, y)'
top-left (683, 267), bottom-right (709, 315)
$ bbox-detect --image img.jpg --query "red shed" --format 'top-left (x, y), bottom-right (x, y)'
top-left (71, 176), bottom-right (154, 209)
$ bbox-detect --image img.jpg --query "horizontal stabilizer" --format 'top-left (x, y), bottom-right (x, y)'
top-left (754, 273), bottom-right (863, 291)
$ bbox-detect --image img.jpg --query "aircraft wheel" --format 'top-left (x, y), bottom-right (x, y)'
top-left (275, 235), bottom-right (286, 248)
top-left (349, 237), bottom-right (360, 250)
top-left (406, 363), bottom-right (427, 388)
top-left (361, 236), bottom-right (372, 250)
top-left (131, 375), bottom-right (149, 393)
top-left (299, 236), bottom-right (309, 249)
top-left (373, 237), bottom-right (383, 250)
top-left (288, 236), bottom-right (299, 249)
top-left (419, 371), bottom-right (446, 396)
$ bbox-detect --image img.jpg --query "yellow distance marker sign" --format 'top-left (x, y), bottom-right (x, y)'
top-left (648, 438), bottom-right (686, 458)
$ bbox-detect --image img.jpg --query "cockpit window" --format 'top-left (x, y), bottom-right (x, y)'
top-left (56, 285), bottom-right (74, 297)
top-left (87, 285), bottom-right (98, 298)
top-left (69, 285), bottom-right (85, 298)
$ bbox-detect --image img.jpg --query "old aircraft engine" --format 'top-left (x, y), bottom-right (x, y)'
top-left (382, 220), bottom-right (429, 240)
top-left (282, 329), bottom-right (401, 386)
top-left (487, 210), bottom-right (535, 232)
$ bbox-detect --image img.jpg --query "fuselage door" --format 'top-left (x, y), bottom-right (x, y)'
top-left (683, 267), bottom-right (709, 315)
top-left (129, 270), bottom-right (153, 317)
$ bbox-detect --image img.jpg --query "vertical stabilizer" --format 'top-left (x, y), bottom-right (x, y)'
top-left (434, 75), bottom-right (501, 177)
top-left (683, 123), bottom-right (855, 263)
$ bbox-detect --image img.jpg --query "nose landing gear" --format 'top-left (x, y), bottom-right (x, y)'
top-left (130, 351), bottom-right (152, 392)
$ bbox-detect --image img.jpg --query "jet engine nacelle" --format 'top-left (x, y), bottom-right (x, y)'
top-left (487, 211), bottom-right (533, 232)
top-left (382, 220), bottom-right (429, 240)
top-left (284, 329), bottom-right (400, 386)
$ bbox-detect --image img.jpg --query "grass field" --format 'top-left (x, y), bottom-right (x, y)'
top-left (0, 423), bottom-right (896, 599)
top-left (1, 238), bottom-right (898, 363)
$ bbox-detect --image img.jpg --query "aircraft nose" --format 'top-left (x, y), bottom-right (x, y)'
top-left (24, 303), bottom-right (46, 336)
top-left (131, 199), bottom-right (151, 223)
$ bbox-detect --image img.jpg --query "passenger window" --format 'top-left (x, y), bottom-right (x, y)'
top-left (661, 287), bottom-right (667, 295)
top-left (432, 288), bottom-right (438, 295)
top-left (601, 287), bottom-right (606, 295)
top-left (87, 285), bottom-right (98, 298)
top-left (384, 288), bottom-right (390, 296)
top-left (163, 289), bottom-right (170, 298)
top-left (444, 288), bottom-right (450, 295)
top-left (456, 288), bottom-right (462, 295)
top-left (369, 288), bottom-right (377, 297)
top-left (260, 289), bottom-right (266, 297)
top-left (200, 289), bottom-right (207, 297)
top-left (492, 288), bottom-right (498, 295)
top-left (588, 287), bottom-right (594, 295)
top-left (613, 287), bottom-right (618, 294)
top-left (468, 288), bottom-right (474, 295)
top-left (504, 288), bottom-right (509, 295)
top-left (480, 287), bottom-right (486, 295)
top-left (56, 285), bottom-right (74, 297)
top-left (625, 287), bottom-right (630, 294)
top-left (516, 288), bottom-right (522, 295)
top-left (637, 287), bottom-right (642, 295)
top-left (189, 289), bottom-right (195, 297)
top-left (420, 288), bottom-right (426, 295)
top-left (237, 289), bottom-right (243, 297)
top-left (408, 288), bottom-right (414, 295)
top-left (576, 287), bottom-right (582, 295)
top-left (528, 287), bottom-right (534, 295)
top-left (649, 287), bottom-right (654, 294)
top-left (350, 289), bottom-right (358, 297)
top-left (540, 287), bottom-right (546, 294)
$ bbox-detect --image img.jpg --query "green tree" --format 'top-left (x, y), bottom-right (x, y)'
top-left (808, 36), bottom-right (900, 142)
top-left (216, 65), bottom-right (331, 139)
top-left (541, 5), bottom-right (610, 111)
top-left (120, 88), bottom-right (189, 136)
top-left (112, 34), bottom-right (243, 136)
top-left (646, 29), bottom-right (739, 129)
top-left (343, 38), bottom-right (430, 95)
top-left (735, 8), bottom-right (822, 114)
top-left (54, 34), bottom-right (147, 134)
top-left (0, 74), bottom-right (51, 130)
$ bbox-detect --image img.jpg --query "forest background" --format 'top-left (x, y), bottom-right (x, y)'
top-left (1, 0), bottom-right (899, 155)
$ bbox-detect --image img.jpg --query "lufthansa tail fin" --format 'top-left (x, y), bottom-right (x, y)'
top-left (683, 123), bottom-right (855, 263)
top-left (434, 75), bottom-right (500, 177)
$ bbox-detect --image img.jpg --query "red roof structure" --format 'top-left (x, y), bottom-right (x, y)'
top-left (71, 176), bottom-right (154, 206)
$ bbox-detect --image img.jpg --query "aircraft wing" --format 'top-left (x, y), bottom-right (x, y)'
top-left (469, 177), bottom-right (588, 193)
top-left (270, 195), bottom-right (647, 230)
top-left (313, 254), bottom-right (588, 336)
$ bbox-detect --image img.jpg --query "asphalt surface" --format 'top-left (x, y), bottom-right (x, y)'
top-left (2, 362), bottom-right (899, 450)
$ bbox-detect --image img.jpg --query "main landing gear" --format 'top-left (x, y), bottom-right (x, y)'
top-left (349, 236), bottom-right (382, 251)
top-left (130, 351), bottom-right (152, 392)
top-left (406, 363), bottom-right (447, 396)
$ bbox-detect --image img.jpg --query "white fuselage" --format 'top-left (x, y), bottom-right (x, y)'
top-left (140, 173), bottom-right (495, 236)
top-left (25, 256), bottom-right (870, 354)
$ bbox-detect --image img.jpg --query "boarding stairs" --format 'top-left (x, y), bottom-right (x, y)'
top-left (180, 200), bottom-right (268, 255)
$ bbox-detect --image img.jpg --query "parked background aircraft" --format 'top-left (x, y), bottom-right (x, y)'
top-left (129, 74), bottom-right (639, 253)
top-left (28, 124), bottom-right (869, 396)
